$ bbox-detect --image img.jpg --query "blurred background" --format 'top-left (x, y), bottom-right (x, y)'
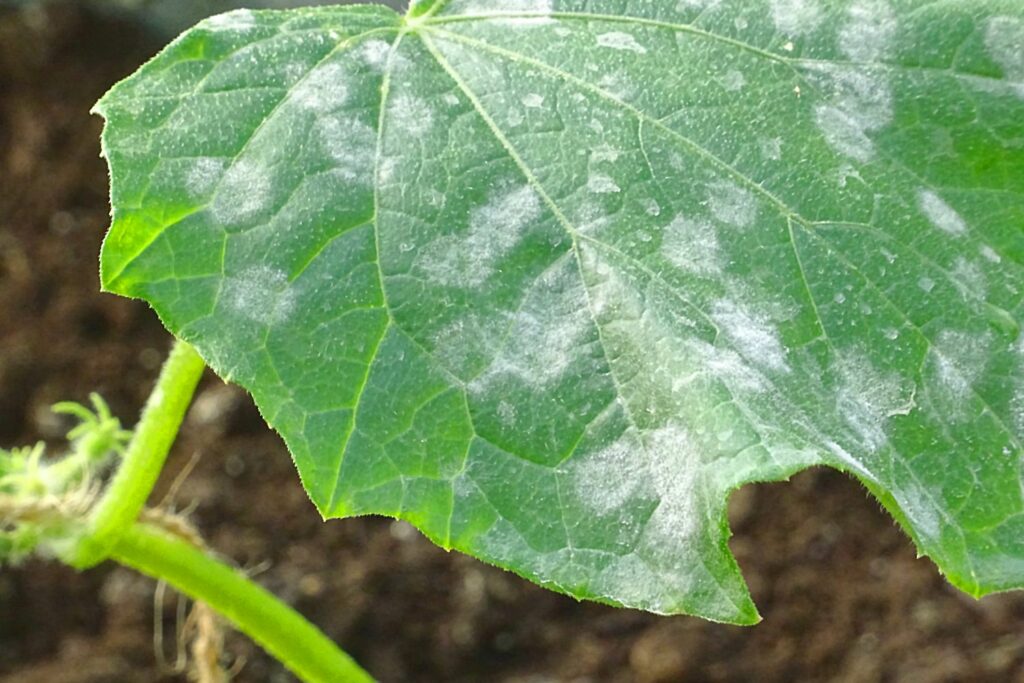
top-left (1, 1), bottom-right (1023, 681)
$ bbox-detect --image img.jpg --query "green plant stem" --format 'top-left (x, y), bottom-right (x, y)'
top-left (112, 522), bottom-right (375, 683)
top-left (71, 338), bottom-right (205, 568)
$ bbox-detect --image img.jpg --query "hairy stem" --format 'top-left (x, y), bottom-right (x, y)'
top-left (71, 338), bottom-right (205, 567)
top-left (112, 522), bottom-right (374, 683)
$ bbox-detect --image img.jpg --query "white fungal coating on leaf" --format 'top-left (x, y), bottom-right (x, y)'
top-left (318, 115), bottom-right (377, 183)
top-left (918, 189), bottom-right (968, 236)
top-left (355, 39), bottom-right (392, 71)
top-left (835, 352), bottom-right (915, 452)
top-left (711, 299), bottom-right (788, 373)
top-left (661, 215), bottom-right (721, 276)
top-left (929, 329), bottom-right (992, 406)
top-left (596, 32), bottom-right (648, 54)
top-left (185, 157), bottom-right (227, 198)
top-left (769, 0), bottom-right (823, 36)
top-left (388, 92), bottom-right (435, 138)
top-left (811, 66), bottom-right (893, 163)
top-left (839, 0), bottom-right (897, 62)
top-left (222, 266), bottom-right (295, 325)
top-left (419, 184), bottom-right (543, 287)
top-left (587, 172), bottom-right (621, 194)
top-left (210, 159), bottom-right (272, 227)
top-left (985, 16), bottom-right (1024, 97)
top-left (203, 9), bottom-right (257, 32)
top-left (707, 181), bottom-right (757, 228)
top-left (291, 62), bottom-right (351, 114)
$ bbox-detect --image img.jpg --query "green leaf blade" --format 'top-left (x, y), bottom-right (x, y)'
top-left (99, 1), bottom-right (1024, 624)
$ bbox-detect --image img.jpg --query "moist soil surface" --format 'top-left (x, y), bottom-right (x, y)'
top-left (1, 6), bottom-right (1023, 683)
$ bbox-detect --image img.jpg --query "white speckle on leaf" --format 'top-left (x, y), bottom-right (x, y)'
top-left (596, 32), bottom-right (648, 54)
top-left (471, 263), bottom-right (592, 390)
top-left (761, 137), bottom-right (783, 161)
top-left (893, 484), bottom-right (942, 541)
top-left (721, 69), bottom-right (746, 92)
top-left (590, 144), bottom-right (621, 163)
top-left (588, 173), bottom-right (621, 194)
top-left (810, 66), bottom-right (893, 163)
top-left (918, 277), bottom-right (936, 293)
top-left (985, 17), bottom-right (1024, 97)
top-left (571, 432), bottom-right (645, 515)
top-left (930, 329), bottom-right (992, 405)
top-left (950, 257), bottom-right (986, 300)
top-left (640, 425), bottom-right (704, 545)
top-left (204, 9), bottom-right (256, 32)
top-left (769, 0), bottom-right (823, 36)
top-left (291, 62), bottom-right (350, 113)
top-left (389, 92), bottom-right (434, 138)
top-left (835, 351), bottom-right (915, 452)
top-left (661, 216), bottom-right (720, 276)
top-left (211, 159), bottom-right (272, 227)
top-left (521, 93), bottom-right (545, 108)
top-left (419, 184), bottom-right (543, 287)
top-left (317, 115), bottom-right (376, 182)
top-left (839, 0), bottom-right (897, 62)
top-left (980, 245), bottom-right (1001, 263)
top-left (711, 299), bottom-right (789, 373)
top-left (918, 189), bottom-right (967, 236)
top-left (355, 39), bottom-right (392, 71)
top-left (185, 157), bottom-right (227, 198)
top-left (708, 181), bottom-right (756, 228)
top-left (455, 0), bottom-right (553, 25)
top-left (826, 441), bottom-right (878, 482)
top-left (222, 266), bottom-right (294, 325)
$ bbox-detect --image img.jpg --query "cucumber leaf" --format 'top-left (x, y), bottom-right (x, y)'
top-left (96, 1), bottom-right (1024, 624)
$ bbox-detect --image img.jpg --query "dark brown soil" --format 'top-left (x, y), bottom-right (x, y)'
top-left (1, 5), bottom-right (1022, 682)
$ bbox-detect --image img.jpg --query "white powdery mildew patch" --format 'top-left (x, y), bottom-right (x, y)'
top-left (222, 266), bottom-right (295, 325)
top-left (204, 9), bottom-right (257, 32)
top-left (638, 425), bottom-right (705, 549)
top-left (388, 92), bottom-right (435, 138)
top-left (721, 69), bottom-right (747, 92)
top-left (985, 17), bottom-right (1024, 98)
top-left (210, 159), bottom-right (272, 227)
top-left (522, 93), bottom-right (545, 108)
top-left (354, 39), bottom-right (391, 72)
top-left (929, 329), bottom-right (992, 405)
top-left (661, 215), bottom-right (721, 276)
top-left (185, 157), bottom-right (227, 198)
top-left (676, 0), bottom-right (721, 9)
top-left (1012, 338), bottom-right (1024, 440)
top-left (893, 483), bottom-right (942, 541)
top-left (707, 181), bottom-right (757, 228)
top-left (811, 66), bottom-right (893, 163)
top-left (769, 0), bottom-right (823, 36)
top-left (472, 266), bottom-right (592, 390)
top-left (571, 431), bottom-right (647, 516)
top-left (291, 62), bottom-right (351, 114)
top-left (317, 115), bottom-right (376, 183)
top-left (835, 352), bottom-right (915, 452)
top-left (826, 441), bottom-right (879, 483)
top-left (419, 185), bottom-right (543, 287)
top-left (839, 0), bottom-right (897, 62)
top-left (453, 0), bottom-right (553, 25)
top-left (711, 299), bottom-right (789, 373)
top-left (587, 173), bottom-right (621, 194)
top-left (950, 257), bottom-right (986, 300)
top-left (917, 188), bottom-right (967, 237)
top-left (596, 32), bottom-right (648, 55)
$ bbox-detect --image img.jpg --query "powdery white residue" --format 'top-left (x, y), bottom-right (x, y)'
top-left (893, 483), bottom-right (942, 541)
top-left (354, 39), bottom-right (392, 72)
top-left (661, 215), bottom-right (721, 276)
top-left (985, 17), bottom-right (1024, 97)
top-left (835, 351), bottom-right (915, 452)
top-left (291, 62), bottom-right (351, 114)
top-left (769, 0), bottom-right (823, 36)
top-left (522, 93), bottom-right (545, 108)
top-left (826, 441), bottom-right (878, 482)
top-left (950, 257), bottom-right (986, 300)
top-left (761, 137), bottom-right (783, 161)
top-left (917, 188), bottom-right (967, 236)
top-left (980, 245), bottom-right (1002, 264)
top-left (588, 173), bottom-right (621, 194)
top-left (210, 159), bottom-right (272, 227)
top-left (676, 0), bottom-right (721, 10)
top-left (721, 69), bottom-right (746, 92)
top-left (711, 299), bottom-right (789, 373)
top-left (222, 266), bottom-right (295, 325)
top-left (811, 66), bottom-right (893, 163)
top-left (419, 185), bottom-right (543, 287)
top-left (472, 264), bottom-right (592, 390)
top-left (1012, 338), bottom-right (1024, 440)
top-left (596, 32), bottom-right (648, 55)
top-left (930, 329), bottom-right (992, 404)
top-left (839, 0), bottom-right (897, 62)
top-left (638, 425), bottom-right (704, 548)
top-left (571, 431), bottom-right (647, 515)
top-left (185, 157), bottom-right (227, 198)
top-left (204, 9), bottom-right (257, 32)
top-left (707, 181), bottom-right (756, 228)
top-left (388, 92), bottom-right (435, 138)
top-left (317, 115), bottom-right (376, 183)
top-left (452, 0), bottom-right (553, 25)
top-left (918, 276), bottom-right (936, 293)
top-left (690, 341), bottom-right (768, 394)
top-left (590, 144), bottom-right (621, 163)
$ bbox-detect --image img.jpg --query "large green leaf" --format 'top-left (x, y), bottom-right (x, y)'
top-left (96, 0), bottom-right (1024, 624)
